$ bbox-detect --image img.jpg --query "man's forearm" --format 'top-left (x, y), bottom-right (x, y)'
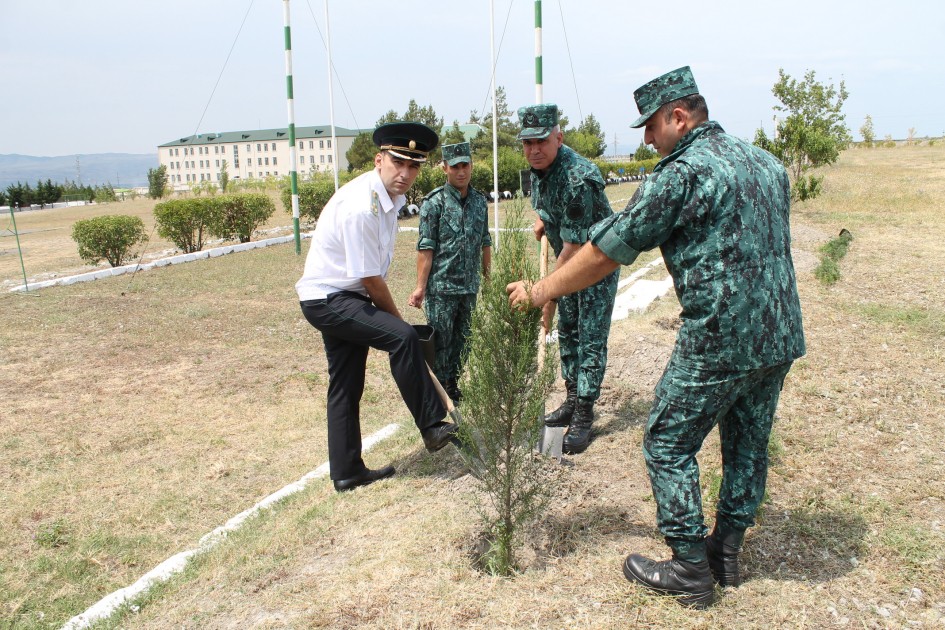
top-left (362, 275), bottom-right (401, 319)
top-left (532, 242), bottom-right (619, 306)
top-left (415, 250), bottom-right (434, 290)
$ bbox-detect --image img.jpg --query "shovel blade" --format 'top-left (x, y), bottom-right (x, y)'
top-left (537, 425), bottom-right (564, 462)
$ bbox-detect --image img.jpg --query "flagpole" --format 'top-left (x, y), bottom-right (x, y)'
top-left (325, 0), bottom-right (339, 191)
top-left (283, 0), bottom-right (301, 255)
top-left (489, 0), bottom-right (500, 252)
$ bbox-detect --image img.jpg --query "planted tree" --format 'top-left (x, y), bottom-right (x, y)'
top-left (457, 198), bottom-right (557, 576)
top-left (754, 68), bottom-right (851, 200)
top-left (563, 113), bottom-right (607, 158)
top-left (219, 160), bottom-right (230, 193)
top-left (634, 140), bottom-right (658, 161)
top-left (71, 215), bottom-right (147, 267)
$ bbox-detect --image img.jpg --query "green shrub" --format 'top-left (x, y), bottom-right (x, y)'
top-left (154, 198), bottom-right (218, 253)
top-left (814, 229), bottom-right (853, 285)
top-left (71, 214), bottom-right (148, 267)
top-left (210, 193), bottom-right (275, 243)
top-left (281, 172), bottom-right (355, 223)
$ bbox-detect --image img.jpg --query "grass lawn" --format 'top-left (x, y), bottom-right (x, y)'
top-left (1, 151), bottom-right (943, 628)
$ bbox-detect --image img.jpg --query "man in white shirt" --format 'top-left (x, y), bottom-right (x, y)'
top-left (296, 122), bottom-right (457, 492)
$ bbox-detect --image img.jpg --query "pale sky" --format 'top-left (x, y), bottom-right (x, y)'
top-left (2, 0), bottom-right (942, 157)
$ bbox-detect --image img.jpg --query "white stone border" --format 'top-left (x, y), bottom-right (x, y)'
top-left (62, 423), bottom-right (401, 630)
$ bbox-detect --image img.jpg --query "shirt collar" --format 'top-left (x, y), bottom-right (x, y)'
top-left (654, 121), bottom-right (724, 172)
top-left (369, 169), bottom-right (406, 214)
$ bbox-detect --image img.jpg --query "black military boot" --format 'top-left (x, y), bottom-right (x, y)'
top-left (543, 380), bottom-right (576, 427)
top-left (622, 551), bottom-right (716, 609)
top-left (706, 523), bottom-right (745, 588)
top-left (562, 399), bottom-right (593, 454)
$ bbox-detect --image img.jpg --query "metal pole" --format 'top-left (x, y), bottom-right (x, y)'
top-left (9, 205), bottom-right (30, 292)
top-left (489, 0), bottom-right (500, 252)
top-left (283, 0), bottom-right (302, 255)
top-left (325, 0), bottom-right (339, 191)
top-left (534, 0), bottom-right (543, 103)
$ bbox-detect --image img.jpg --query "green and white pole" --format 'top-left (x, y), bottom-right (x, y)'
top-left (489, 0), bottom-right (500, 252)
top-left (9, 206), bottom-right (29, 292)
top-left (534, 0), bottom-right (543, 103)
top-left (283, 0), bottom-right (301, 255)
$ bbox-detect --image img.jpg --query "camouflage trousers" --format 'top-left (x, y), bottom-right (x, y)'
top-left (556, 270), bottom-right (618, 402)
top-left (643, 358), bottom-right (794, 543)
top-left (425, 293), bottom-right (476, 385)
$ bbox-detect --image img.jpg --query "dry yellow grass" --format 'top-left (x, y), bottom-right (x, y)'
top-left (1, 154), bottom-right (943, 629)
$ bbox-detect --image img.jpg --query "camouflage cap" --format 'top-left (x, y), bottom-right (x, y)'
top-left (442, 141), bottom-right (471, 166)
top-left (373, 121), bottom-right (439, 163)
top-left (629, 66), bottom-right (700, 128)
top-left (517, 103), bottom-right (559, 140)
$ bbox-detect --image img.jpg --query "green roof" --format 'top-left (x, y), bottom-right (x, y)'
top-left (441, 123), bottom-right (485, 142)
top-left (159, 125), bottom-right (360, 147)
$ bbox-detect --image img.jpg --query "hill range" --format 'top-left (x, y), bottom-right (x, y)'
top-left (0, 153), bottom-right (157, 190)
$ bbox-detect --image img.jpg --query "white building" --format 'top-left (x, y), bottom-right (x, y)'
top-left (157, 125), bottom-right (362, 189)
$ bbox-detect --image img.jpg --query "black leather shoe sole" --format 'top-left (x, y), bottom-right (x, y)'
top-left (332, 465), bottom-right (395, 492)
top-left (422, 423), bottom-right (458, 453)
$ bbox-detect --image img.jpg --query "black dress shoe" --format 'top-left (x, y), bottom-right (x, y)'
top-left (422, 422), bottom-right (458, 452)
top-left (622, 552), bottom-right (716, 609)
top-left (332, 465), bottom-right (395, 492)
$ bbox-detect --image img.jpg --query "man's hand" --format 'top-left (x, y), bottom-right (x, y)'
top-left (533, 217), bottom-right (545, 241)
top-left (407, 287), bottom-right (424, 309)
top-left (506, 281), bottom-right (532, 309)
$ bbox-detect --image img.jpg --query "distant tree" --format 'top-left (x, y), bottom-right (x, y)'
top-left (859, 115), bottom-right (875, 148)
top-left (907, 127), bottom-right (917, 146)
top-left (563, 113), bottom-right (607, 158)
top-left (6, 182), bottom-right (33, 208)
top-left (71, 215), bottom-right (147, 267)
top-left (0, 189), bottom-right (6, 206)
top-left (345, 132), bottom-right (377, 172)
top-left (219, 159), bottom-right (230, 193)
top-left (440, 121), bottom-right (468, 148)
top-left (469, 86), bottom-right (519, 156)
top-left (95, 183), bottom-right (117, 202)
top-left (634, 140), bottom-right (658, 161)
top-left (147, 165), bottom-right (168, 199)
top-left (753, 68), bottom-right (851, 200)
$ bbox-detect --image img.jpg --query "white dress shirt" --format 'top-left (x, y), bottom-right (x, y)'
top-left (295, 169), bottom-right (406, 301)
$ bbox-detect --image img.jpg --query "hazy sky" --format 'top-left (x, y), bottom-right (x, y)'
top-left (2, 0), bottom-right (942, 157)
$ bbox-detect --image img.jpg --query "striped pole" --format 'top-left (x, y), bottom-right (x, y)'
top-left (283, 0), bottom-right (301, 255)
top-left (534, 0), bottom-right (543, 103)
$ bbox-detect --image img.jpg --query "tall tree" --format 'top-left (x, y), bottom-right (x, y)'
top-left (345, 132), bottom-right (377, 172)
top-left (859, 115), bottom-right (875, 148)
top-left (634, 140), bottom-right (658, 161)
top-left (219, 159), bottom-right (230, 193)
top-left (469, 86), bottom-right (519, 155)
top-left (147, 165), bottom-right (168, 199)
top-left (563, 113), bottom-right (607, 158)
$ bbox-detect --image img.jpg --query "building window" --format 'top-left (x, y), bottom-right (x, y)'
top-left (216, 160), bottom-right (220, 167)
top-left (309, 140), bottom-right (314, 149)
top-left (259, 172), bottom-right (263, 177)
top-left (299, 155), bottom-right (304, 164)
top-left (264, 157), bottom-right (269, 166)
top-left (298, 141), bottom-right (303, 149)
top-left (246, 144), bottom-right (251, 152)
top-left (256, 143), bottom-right (261, 151)
top-left (319, 140), bottom-right (324, 149)
top-left (272, 157), bottom-right (277, 165)
top-left (328, 155), bottom-right (332, 163)
top-left (309, 155), bottom-right (315, 164)
top-left (320, 155), bottom-right (325, 163)
top-left (327, 140), bottom-right (332, 149)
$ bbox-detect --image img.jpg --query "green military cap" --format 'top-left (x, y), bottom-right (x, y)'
top-left (629, 66), bottom-right (700, 128)
top-left (516, 103), bottom-right (559, 140)
top-left (442, 141), bottom-right (471, 166)
top-left (373, 121), bottom-right (439, 163)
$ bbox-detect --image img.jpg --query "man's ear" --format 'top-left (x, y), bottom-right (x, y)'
top-left (672, 107), bottom-right (690, 132)
top-left (374, 152), bottom-right (383, 168)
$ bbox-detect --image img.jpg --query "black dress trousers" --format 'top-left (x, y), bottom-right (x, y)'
top-left (300, 291), bottom-right (447, 479)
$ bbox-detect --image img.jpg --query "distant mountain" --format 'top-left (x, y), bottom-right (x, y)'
top-left (0, 153), bottom-right (158, 189)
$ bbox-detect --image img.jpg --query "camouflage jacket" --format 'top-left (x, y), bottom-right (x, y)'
top-left (417, 182), bottom-right (492, 296)
top-left (591, 121), bottom-right (806, 370)
top-left (529, 145), bottom-right (613, 256)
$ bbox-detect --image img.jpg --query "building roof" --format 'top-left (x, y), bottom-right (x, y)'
top-left (159, 125), bottom-right (360, 147)
top-left (441, 123), bottom-right (485, 142)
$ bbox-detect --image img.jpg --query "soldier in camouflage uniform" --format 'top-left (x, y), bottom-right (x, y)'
top-left (408, 142), bottom-right (492, 403)
top-left (517, 103), bottom-right (619, 455)
top-left (508, 67), bottom-right (805, 607)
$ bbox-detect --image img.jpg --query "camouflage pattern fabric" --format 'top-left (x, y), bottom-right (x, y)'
top-left (557, 269), bottom-right (618, 402)
top-left (418, 182), bottom-right (491, 384)
top-left (644, 360), bottom-right (792, 541)
top-left (418, 182), bottom-right (491, 296)
top-left (529, 144), bottom-right (617, 401)
top-left (425, 293), bottom-right (476, 383)
top-left (591, 121), bottom-right (806, 370)
top-left (630, 65), bottom-right (699, 128)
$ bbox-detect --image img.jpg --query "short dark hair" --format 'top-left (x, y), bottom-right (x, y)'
top-left (660, 94), bottom-right (709, 123)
